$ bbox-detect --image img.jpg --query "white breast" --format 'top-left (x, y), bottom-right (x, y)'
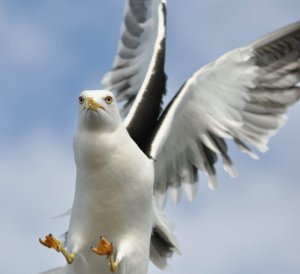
top-left (66, 126), bottom-right (154, 274)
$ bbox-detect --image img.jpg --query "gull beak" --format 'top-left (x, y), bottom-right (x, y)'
top-left (84, 97), bottom-right (105, 111)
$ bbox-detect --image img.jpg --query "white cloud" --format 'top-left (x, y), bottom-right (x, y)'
top-left (0, 130), bottom-right (75, 273)
top-left (0, 5), bottom-right (50, 65)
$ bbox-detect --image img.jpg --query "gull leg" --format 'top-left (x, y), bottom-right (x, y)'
top-left (39, 233), bottom-right (75, 264)
top-left (91, 236), bottom-right (120, 273)
top-left (108, 255), bottom-right (120, 273)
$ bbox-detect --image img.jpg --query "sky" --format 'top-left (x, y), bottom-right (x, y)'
top-left (0, 1), bottom-right (299, 274)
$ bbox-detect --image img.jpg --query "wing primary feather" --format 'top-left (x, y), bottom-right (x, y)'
top-left (196, 140), bottom-right (217, 188)
top-left (150, 21), bottom-right (300, 204)
top-left (182, 182), bottom-right (198, 202)
top-left (206, 132), bottom-right (237, 177)
top-left (234, 138), bottom-right (260, 159)
top-left (124, 1), bottom-right (168, 154)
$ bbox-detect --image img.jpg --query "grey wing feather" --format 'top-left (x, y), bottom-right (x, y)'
top-left (102, 0), bottom-right (166, 118)
top-left (252, 21), bottom-right (300, 68)
top-left (149, 21), bottom-right (300, 207)
top-left (102, 0), bottom-right (167, 153)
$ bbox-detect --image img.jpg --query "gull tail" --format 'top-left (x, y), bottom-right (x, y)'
top-left (40, 266), bottom-right (66, 274)
top-left (150, 201), bottom-right (180, 269)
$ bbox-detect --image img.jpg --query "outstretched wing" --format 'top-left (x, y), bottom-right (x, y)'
top-left (102, 0), bottom-right (167, 152)
top-left (147, 21), bottom-right (300, 207)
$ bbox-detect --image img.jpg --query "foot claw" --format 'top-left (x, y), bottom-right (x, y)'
top-left (91, 236), bottom-right (119, 272)
top-left (91, 236), bottom-right (114, 257)
top-left (39, 234), bottom-right (61, 251)
top-left (39, 233), bottom-right (75, 264)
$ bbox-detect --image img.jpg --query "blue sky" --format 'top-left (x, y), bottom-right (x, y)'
top-left (0, 1), bottom-right (299, 273)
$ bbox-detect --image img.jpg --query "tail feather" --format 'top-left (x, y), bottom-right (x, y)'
top-left (150, 201), bottom-right (180, 269)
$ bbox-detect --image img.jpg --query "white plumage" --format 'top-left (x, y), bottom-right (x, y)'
top-left (41, 0), bottom-right (300, 273)
top-left (67, 91), bottom-right (154, 274)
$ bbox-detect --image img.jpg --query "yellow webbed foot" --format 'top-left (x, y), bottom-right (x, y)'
top-left (39, 233), bottom-right (61, 251)
top-left (39, 233), bottom-right (75, 264)
top-left (91, 236), bottom-right (120, 272)
top-left (91, 236), bottom-right (114, 256)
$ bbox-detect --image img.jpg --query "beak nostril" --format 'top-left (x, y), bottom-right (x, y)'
top-left (83, 97), bottom-right (105, 111)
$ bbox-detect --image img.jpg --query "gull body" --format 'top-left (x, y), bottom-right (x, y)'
top-left (67, 90), bottom-right (154, 274)
top-left (40, 1), bottom-right (300, 273)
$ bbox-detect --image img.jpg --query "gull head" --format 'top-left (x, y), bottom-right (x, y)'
top-left (77, 90), bottom-right (121, 132)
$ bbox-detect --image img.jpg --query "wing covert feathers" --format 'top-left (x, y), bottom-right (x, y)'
top-left (150, 21), bottom-right (300, 206)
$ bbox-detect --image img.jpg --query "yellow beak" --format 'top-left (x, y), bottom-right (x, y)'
top-left (84, 97), bottom-right (105, 111)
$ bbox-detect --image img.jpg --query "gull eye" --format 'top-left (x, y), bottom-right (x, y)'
top-left (105, 96), bottom-right (113, 104)
top-left (78, 96), bottom-right (84, 104)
